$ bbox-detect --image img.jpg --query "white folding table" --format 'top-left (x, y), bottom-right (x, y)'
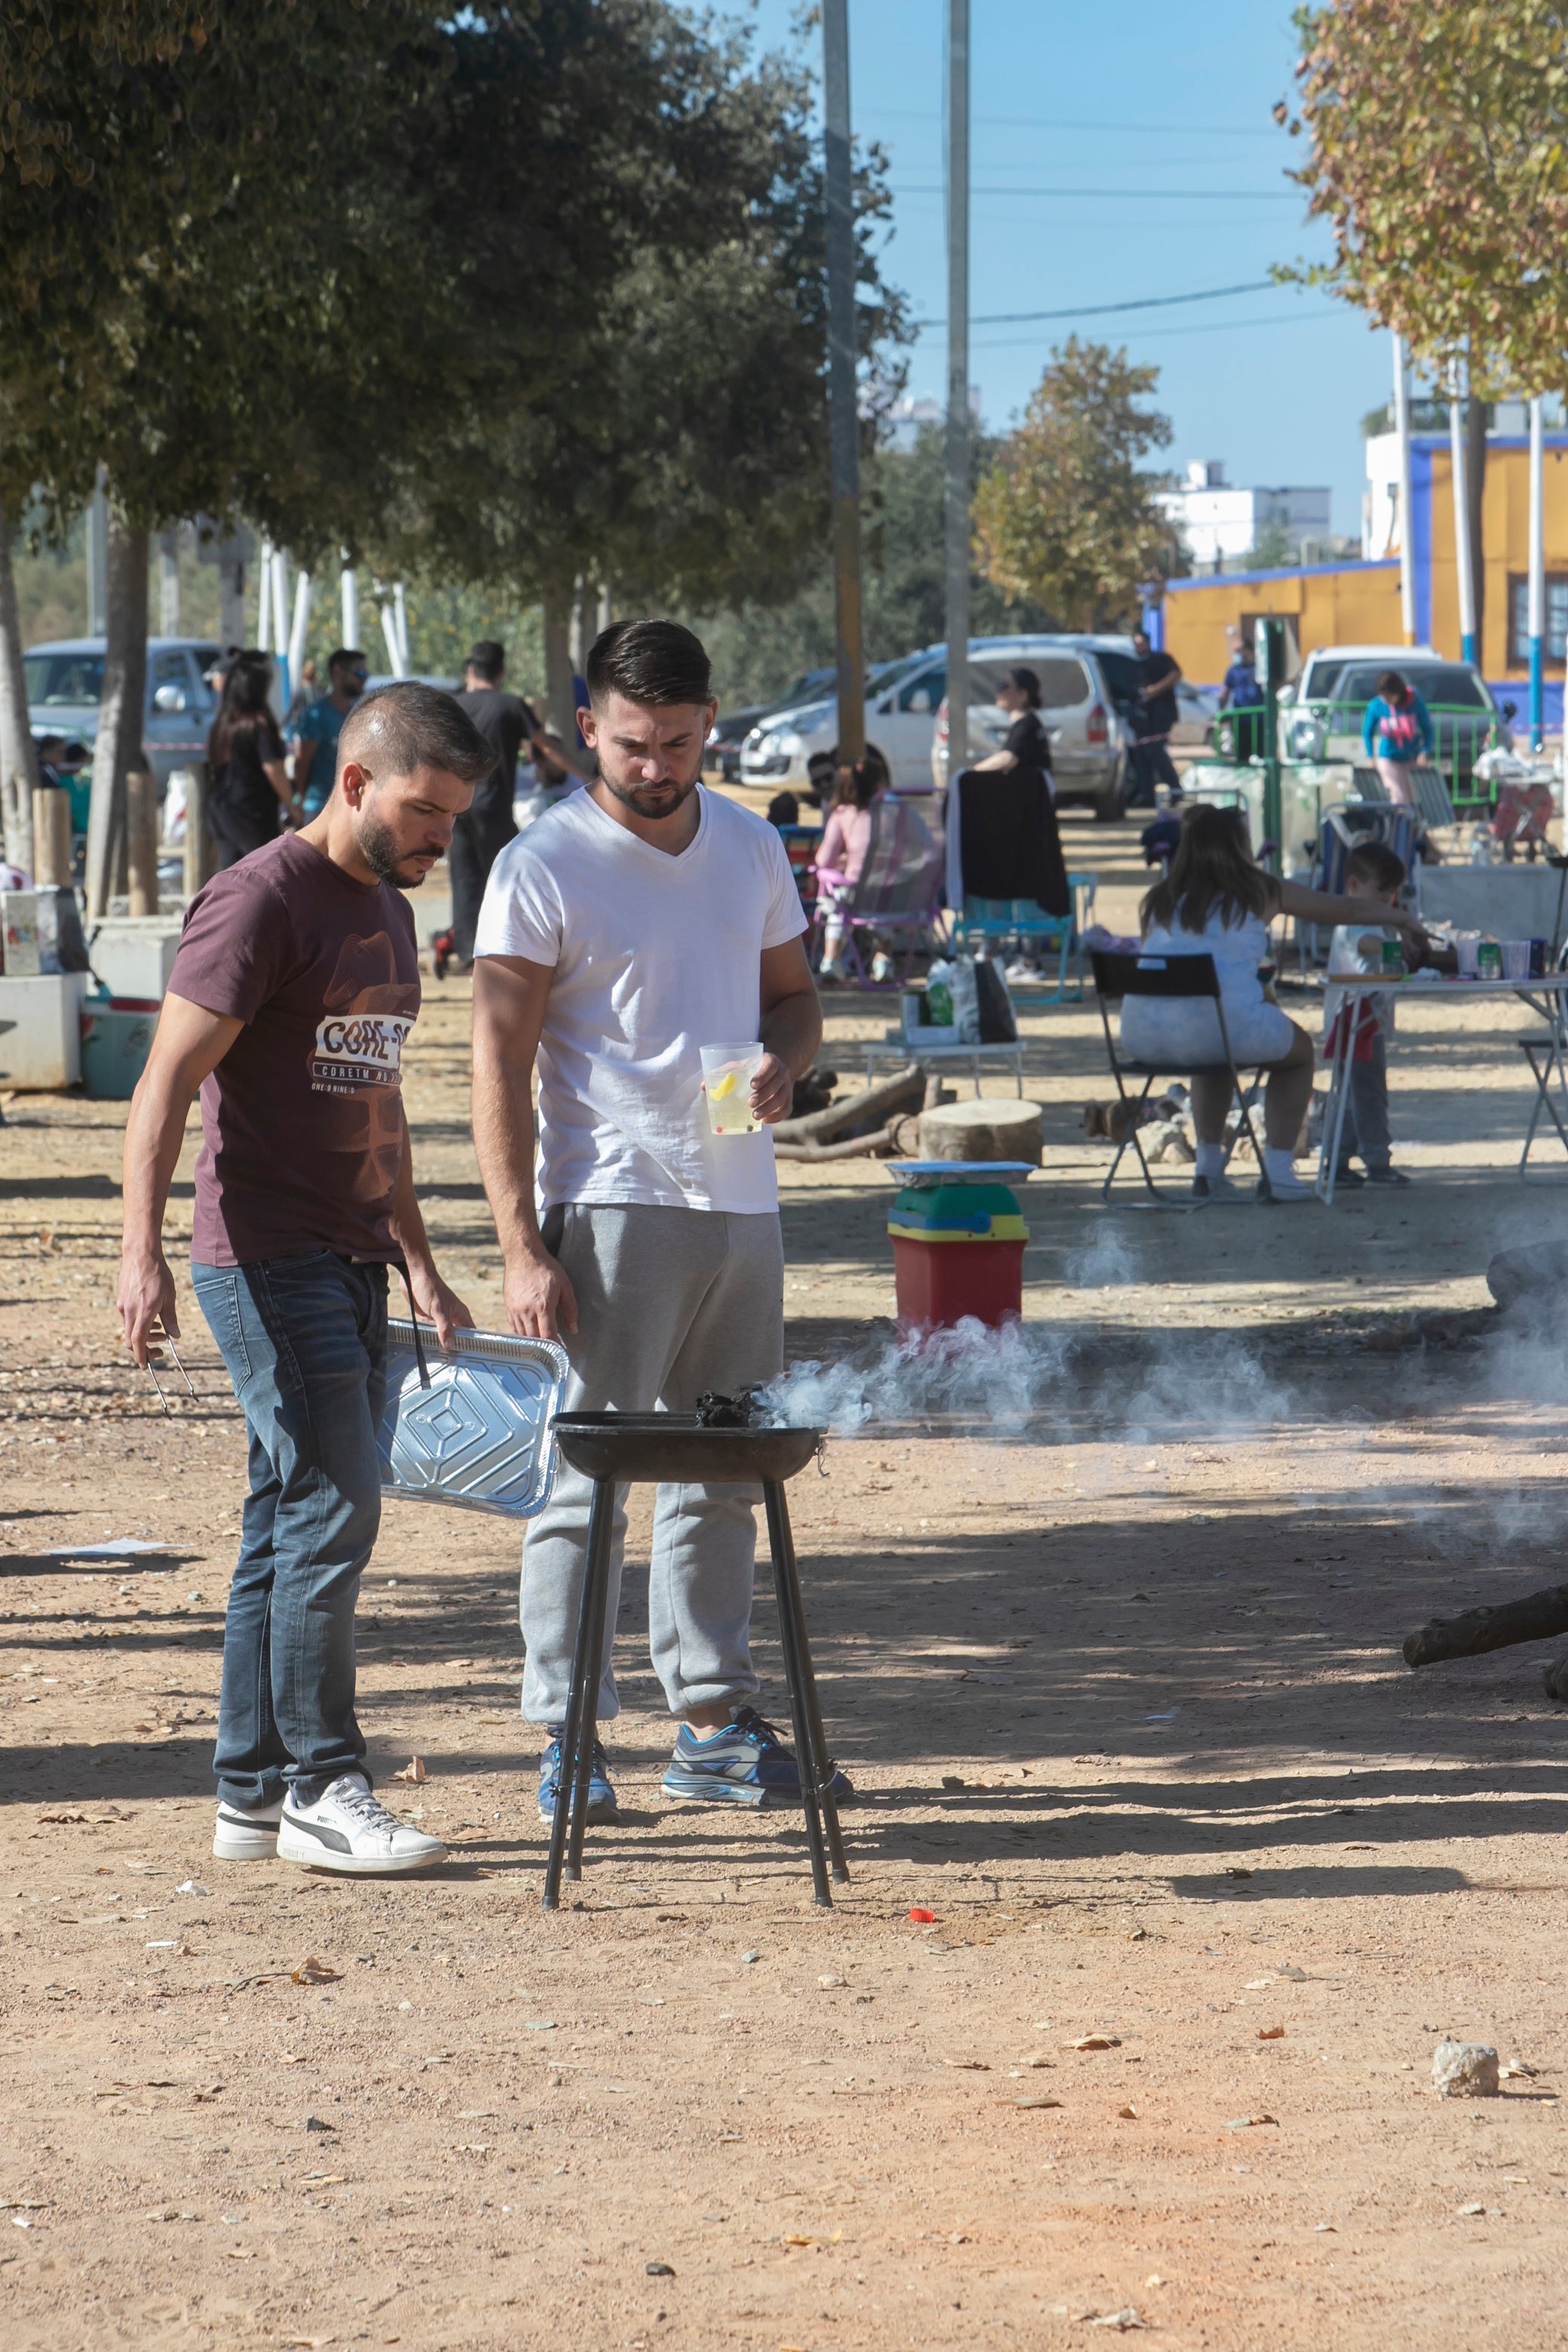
top-left (1315, 972), bottom-right (1568, 1202)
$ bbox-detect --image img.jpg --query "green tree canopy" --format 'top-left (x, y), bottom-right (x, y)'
top-left (1281, 0), bottom-right (1568, 392)
top-left (972, 340), bottom-right (1177, 632)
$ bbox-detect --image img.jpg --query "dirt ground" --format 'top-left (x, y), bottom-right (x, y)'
top-left (6, 812), bottom-right (1568, 2350)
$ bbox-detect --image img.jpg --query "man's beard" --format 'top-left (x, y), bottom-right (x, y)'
top-left (600, 767), bottom-right (699, 820)
top-left (357, 806), bottom-right (426, 886)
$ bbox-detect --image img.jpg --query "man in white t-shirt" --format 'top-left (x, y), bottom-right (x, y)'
top-left (471, 618), bottom-right (844, 1821)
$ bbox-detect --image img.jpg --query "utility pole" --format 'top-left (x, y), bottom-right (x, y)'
top-left (1448, 366), bottom-right (1476, 666)
top-left (822, 0), bottom-right (865, 768)
top-left (1391, 332), bottom-right (1416, 647)
top-left (1528, 394), bottom-right (1545, 751)
top-left (944, 0), bottom-right (971, 783)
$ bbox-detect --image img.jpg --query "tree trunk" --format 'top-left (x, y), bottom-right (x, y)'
top-left (85, 503), bottom-right (150, 920)
top-left (1465, 394), bottom-right (1487, 657)
top-left (542, 580), bottom-right (577, 746)
top-left (0, 491), bottom-right (39, 874)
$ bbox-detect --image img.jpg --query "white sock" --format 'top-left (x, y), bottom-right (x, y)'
top-left (1262, 1146), bottom-right (1298, 1186)
top-left (1194, 1141), bottom-right (1225, 1177)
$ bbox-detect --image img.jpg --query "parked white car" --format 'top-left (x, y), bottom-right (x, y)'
top-left (929, 642), bottom-right (1131, 818)
top-left (1281, 642), bottom-right (1510, 787)
top-left (743, 632), bottom-right (1141, 807)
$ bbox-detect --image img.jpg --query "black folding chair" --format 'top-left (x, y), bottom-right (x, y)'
top-left (1089, 948), bottom-right (1273, 1207)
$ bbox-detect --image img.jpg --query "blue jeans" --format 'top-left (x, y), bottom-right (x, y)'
top-left (192, 1251), bottom-right (388, 1807)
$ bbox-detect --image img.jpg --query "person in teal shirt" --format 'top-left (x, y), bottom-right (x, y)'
top-left (289, 648), bottom-right (367, 818)
top-left (1361, 669), bottom-right (1433, 806)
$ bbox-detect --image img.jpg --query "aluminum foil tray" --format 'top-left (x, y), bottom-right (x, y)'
top-left (378, 1318), bottom-right (569, 1519)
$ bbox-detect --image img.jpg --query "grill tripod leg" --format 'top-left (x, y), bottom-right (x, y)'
top-left (764, 1481), bottom-right (848, 1900)
top-left (543, 1474), bottom-right (614, 1910)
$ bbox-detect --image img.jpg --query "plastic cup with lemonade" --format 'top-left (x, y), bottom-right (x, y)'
top-left (700, 1042), bottom-right (767, 1137)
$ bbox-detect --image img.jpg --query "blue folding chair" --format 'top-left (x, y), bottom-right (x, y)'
top-left (953, 872), bottom-right (1098, 1001)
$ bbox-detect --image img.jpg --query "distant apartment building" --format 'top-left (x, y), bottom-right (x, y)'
top-left (883, 388), bottom-right (981, 452)
top-left (1156, 460), bottom-right (1333, 571)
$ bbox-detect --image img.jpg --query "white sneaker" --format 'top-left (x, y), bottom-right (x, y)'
top-left (213, 1793), bottom-right (284, 1862)
top-left (1258, 1168), bottom-right (1315, 1203)
top-left (276, 1774), bottom-right (447, 1876)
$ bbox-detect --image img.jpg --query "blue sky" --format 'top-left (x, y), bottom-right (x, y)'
top-left (737, 0), bottom-right (1393, 539)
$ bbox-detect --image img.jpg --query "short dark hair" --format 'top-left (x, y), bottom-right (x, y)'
top-left (338, 682), bottom-right (496, 789)
top-left (466, 641), bottom-right (505, 684)
top-left (1375, 668), bottom-right (1410, 706)
top-left (328, 647), bottom-right (367, 675)
top-left (1345, 840), bottom-right (1406, 893)
top-left (586, 618), bottom-right (711, 709)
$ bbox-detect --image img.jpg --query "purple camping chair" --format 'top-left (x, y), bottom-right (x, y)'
top-left (811, 796), bottom-right (948, 987)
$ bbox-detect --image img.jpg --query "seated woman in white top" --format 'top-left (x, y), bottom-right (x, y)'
top-left (1119, 804), bottom-right (1426, 1201)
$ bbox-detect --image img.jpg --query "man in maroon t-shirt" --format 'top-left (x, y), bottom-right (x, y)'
top-left (118, 684), bottom-right (494, 1877)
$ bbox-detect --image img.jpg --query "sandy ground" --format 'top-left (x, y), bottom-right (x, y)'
top-left (6, 813), bottom-right (1568, 2350)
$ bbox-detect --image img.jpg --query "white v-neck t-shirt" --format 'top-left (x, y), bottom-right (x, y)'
top-left (473, 785), bottom-right (807, 1214)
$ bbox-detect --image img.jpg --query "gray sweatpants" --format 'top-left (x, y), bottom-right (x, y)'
top-left (520, 1202), bottom-right (786, 1725)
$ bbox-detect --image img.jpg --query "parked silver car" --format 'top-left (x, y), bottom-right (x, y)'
top-left (25, 635), bottom-right (223, 789)
top-left (930, 638), bottom-right (1129, 818)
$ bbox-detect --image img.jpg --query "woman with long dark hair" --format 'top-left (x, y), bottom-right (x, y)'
top-left (1361, 667), bottom-right (1434, 807)
top-left (206, 653), bottom-right (291, 868)
top-left (972, 666), bottom-right (1053, 779)
top-left (1120, 804), bottom-right (1426, 1201)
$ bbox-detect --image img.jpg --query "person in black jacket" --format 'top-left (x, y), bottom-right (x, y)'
top-left (205, 653), bottom-right (292, 868)
top-left (959, 667), bottom-right (1070, 943)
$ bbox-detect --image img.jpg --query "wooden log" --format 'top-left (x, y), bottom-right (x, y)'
top-left (774, 1124), bottom-right (896, 1163)
top-left (1403, 1582), bottom-right (1568, 1669)
top-left (772, 1062), bottom-right (923, 1145)
top-left (916, 1096), bottom-right (1043, 1165)
top-left (184, 764), bottom-right (215, 898)
top-left (126, 769), bottom-right (160, 917)
top-left (31, 787), bottom-right (73, 889)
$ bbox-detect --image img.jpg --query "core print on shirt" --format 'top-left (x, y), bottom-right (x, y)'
top-left (308, 931), bottom-right (420, 1099)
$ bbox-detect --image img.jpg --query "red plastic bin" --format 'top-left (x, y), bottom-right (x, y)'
top-left (892, 1235), bottom-right (1024, 1331)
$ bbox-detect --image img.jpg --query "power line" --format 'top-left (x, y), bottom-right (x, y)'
top-left (970, 306), bottom-right (1342, 351)
top-left (871, 107), bottom-right (1282, 137)
top-left (892, 182), bottom-right (1298, 201)
top-left (912, 278), bottom-right (1286, 334)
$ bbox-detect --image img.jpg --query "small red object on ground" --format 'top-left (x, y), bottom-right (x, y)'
top-left (908, 1907), bottom-right (936, 1923)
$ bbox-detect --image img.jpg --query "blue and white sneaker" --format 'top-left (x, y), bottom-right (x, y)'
top-left (662, 1706), bottom-right (853, 1810)
top-left (537, 1729), bottom-right (618, 1824)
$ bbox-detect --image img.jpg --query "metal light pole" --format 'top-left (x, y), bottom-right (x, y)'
top-left (1448, 368), bottom-right (1477, 665)
top-left (1391, 332), bottom-right (1416, 647)
top-left (1529, 394), bottom-right (1545, 751)
top-left (822, 0), bottom-right (865, 769)
top-left (944, 0), bottom-right (970, 782)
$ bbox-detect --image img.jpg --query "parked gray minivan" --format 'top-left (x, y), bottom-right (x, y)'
top-left (25, 636), bottom-right (222, 789)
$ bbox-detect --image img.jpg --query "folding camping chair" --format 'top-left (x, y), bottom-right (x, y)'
top-left (951, 871), bottom-right (1098, 1001)
top-left (1089, 948), bottom-right (1273, 1207)
top-left (809, 796), bottom-right (947, 987)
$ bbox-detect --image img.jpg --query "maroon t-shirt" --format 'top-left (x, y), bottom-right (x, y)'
top-left (169, 832), bottom-right (420, 1267)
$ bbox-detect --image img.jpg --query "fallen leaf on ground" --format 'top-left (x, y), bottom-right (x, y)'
top-left (1117, 2105), bottom-right (1139, 2119)
top-left (392, 1757), bottom-right (427, 1784)
top-left (291, 1957), bottom-right (341, 1986)
top-left (38, 1809), bottom-right (87, 1824)
top-left (1257, 2026), bottom-right (1286, 2041)
top-left (1457, 2202), bottom-right (1486, 2217)
top-left (1014, 2096), bottom-right (1063, 2110)
top-left (1084, 2311), bottom-right (1148, 2332)
top-left (1067, 2035), bottom-right (1121, 2051)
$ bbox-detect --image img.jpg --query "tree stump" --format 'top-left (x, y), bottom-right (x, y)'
top-left (916, 1098), bottom-right (1043, 1165)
